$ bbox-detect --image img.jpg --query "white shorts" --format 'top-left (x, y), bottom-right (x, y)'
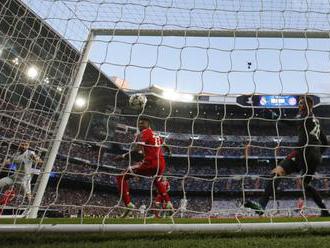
top-left (0, 175), bottom-right (31, 195)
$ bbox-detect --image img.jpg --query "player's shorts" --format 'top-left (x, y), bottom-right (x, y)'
top-left (279, 147), bottom-right (321, 176)
top-left (154, 193), bottom-right (163, 204)
top-left (0, 175), bottom-right (31, 195)
top-left (129, 159), bottom-right (165, 177)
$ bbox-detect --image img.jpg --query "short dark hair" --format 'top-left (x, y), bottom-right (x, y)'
top-left (299, 95), bottom-right (314, 109)
top-left (138, 116), bottom-right (151, 125)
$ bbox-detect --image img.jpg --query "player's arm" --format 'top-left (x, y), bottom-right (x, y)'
top-left (113, 141), bottom-right (144, 161)
top-left (162, 144), bottom-right (172, 156)
top-left (31, 153), bottom-right (43, 165)
top-left (121, 146), bottom-right (143, 160)
top-left (263, 109), bottom-right (300, 126)
top-left (279, 115), bottom-right (303, 126)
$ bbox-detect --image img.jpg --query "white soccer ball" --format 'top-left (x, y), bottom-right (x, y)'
top-left (129, 94), bottom-right (147, 109)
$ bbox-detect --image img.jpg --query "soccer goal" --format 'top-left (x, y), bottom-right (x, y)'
top-left (1, 0), bottom-right (330, 233)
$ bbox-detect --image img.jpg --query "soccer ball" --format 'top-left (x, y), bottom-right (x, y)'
top-left (129, 94), bottom-right (147, 109)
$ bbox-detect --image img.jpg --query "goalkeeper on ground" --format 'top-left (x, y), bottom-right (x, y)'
top-left (245, 96), bottom-right (329, 217)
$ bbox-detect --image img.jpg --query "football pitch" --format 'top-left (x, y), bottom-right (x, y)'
top-left (1, 217), bottom-right (330, 247)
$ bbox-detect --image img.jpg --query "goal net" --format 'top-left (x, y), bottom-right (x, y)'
top-left (0, 0), bottom-right (330, 232)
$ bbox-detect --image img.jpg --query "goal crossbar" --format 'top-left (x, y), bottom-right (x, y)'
top-left (92, 28), bottom-right (330, 38)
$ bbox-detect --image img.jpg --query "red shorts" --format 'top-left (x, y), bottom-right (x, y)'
top-left (130, 159), bottom-right (165, 177)
top-left (154, 193), bottom-right (163, 204)
top-left (154, 194), bottom-right (167, 208)
top-left (286, 150), bottom-right (298, 160)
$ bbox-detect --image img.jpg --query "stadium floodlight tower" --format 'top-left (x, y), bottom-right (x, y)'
top-left (21, 23), bottom-right (330, 233)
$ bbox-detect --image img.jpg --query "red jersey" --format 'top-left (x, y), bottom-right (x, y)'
top-left (161, 180), bottom-right (170, 192)
top-left (137, 128), bottom-right (164, 162)
top-left (0, 189), bottom-right (16, 205)
top-left (297, 199), bottom-right (304, 210)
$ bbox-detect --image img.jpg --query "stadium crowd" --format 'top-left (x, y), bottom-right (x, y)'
top-left (1, 100), bottom-right (330, 217)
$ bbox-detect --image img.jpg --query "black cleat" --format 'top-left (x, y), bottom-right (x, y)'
top-left (244, 200), bottom-right (265, 216)
top-left (320, 210), bottom-right (330, 217)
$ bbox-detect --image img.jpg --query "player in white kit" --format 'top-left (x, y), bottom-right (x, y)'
top-left (0, 142), bottom-right (42, 203)
top-left (179, 198), bottom-right (188, 218)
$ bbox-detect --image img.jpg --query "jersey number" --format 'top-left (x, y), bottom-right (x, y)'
top-left (153, 135), bottom-right (161, 146)
top-left (310, 118), bottom-right (320, 140)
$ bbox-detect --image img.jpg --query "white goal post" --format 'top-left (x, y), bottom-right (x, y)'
top-left (1, 222), bottom-right (330, 233)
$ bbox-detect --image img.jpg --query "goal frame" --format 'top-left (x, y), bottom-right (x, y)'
top-left (1, 222), bottom-right (330, 233)
top-left (19, 28), bottom-right (330, 232)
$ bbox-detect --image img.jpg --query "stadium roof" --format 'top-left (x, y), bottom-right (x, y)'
top-left (0, 0), bottom-right (128, 111)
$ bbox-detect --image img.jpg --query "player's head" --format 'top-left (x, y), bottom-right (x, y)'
top-left (138, 117), bottom-right (151, 131)
top-left (162, 176), bottom-right (167, 182)
top-left (298, 96), bottom-right (314, 116)
top-left (18, 142), bottom-right (29, 152)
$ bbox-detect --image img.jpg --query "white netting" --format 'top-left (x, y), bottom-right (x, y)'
top-left (0, 0), bottom-right (329, 230)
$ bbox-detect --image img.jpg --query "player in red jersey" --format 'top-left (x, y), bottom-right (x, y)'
top-left (114, 117), bottom-right (172, 217)
top-left (296, 197), bottom-right (304, 214)
top-left (154, 176), bottom-right (170, 217)
top-left (0, 186), bottom-right (16, 215)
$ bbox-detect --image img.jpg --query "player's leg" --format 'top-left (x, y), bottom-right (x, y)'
top-left (244, 164), bottom-right (286, 215)
top-left (259, 164), bottom-right (286, 208)
top-left (154, 166), bottom-right (173, 214)
top-left (152, 163), bottom-right (172, 210)
top-left (153, 193), bottom-right (163, 218)
top-left (0, 187), bottom-right (16, 205)
top-left (20, 176), bottom-right (33, 217)
top-left (22, 176), bottom-right (32, 203)
top-left (245, 151), bottom-right (298, 215)
top-left (116, 162), bottom-right (145, 211)
top-left (116, 162), bottom-right (152, 217)
top-left (303, 176), bottom-right (329, 216)
top-left (302, 149), bottom-right (330, 216)
top-left (0, 176), bottom-right (14, 190)
top-left (154, 177), bottom-right (171, 204)
top-left (116, 171), bottom-right (134, 207)
top-left (0, 177), bottom-right (14, 215)
top-left (137, 161), bottom-right (173, 212)
top-left (116, 170), bottom-right (135, 218)
top-left (0, 187), bottom-right (16, 215)
top-left (133, 160), bottom-right (172, 206)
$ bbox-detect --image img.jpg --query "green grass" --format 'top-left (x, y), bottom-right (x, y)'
top-left (2, 231), bottom-right (330, 248)
top-left (1, 217), bottom-right (330, 247)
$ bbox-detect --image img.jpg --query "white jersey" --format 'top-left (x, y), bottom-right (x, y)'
top-left (139, 204), bottom-right (146, 215)
top-left (0, 149), bottom-right (38, 195)
top-left (12, 150), bottom-right (36, 179)
top-left (180, 199), bottom-right (188, 210)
